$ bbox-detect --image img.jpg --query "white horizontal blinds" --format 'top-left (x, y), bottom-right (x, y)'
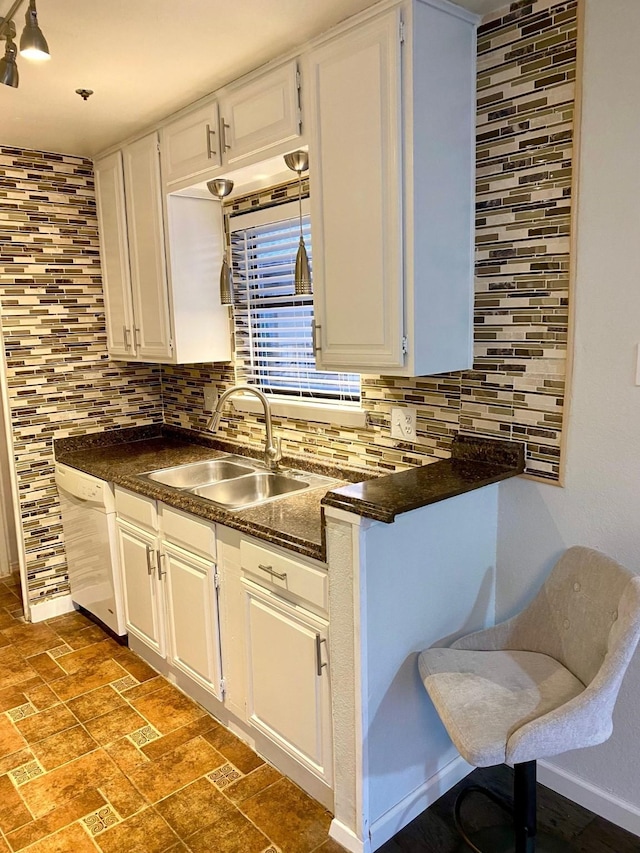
top-left (230, 201), bottom-right (360, 404)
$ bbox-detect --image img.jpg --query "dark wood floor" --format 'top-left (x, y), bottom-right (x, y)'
top-left (381, 764), bottom-right (640, 852)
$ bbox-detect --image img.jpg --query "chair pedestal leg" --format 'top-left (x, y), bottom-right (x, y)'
top-left (454, 762), bottom-right (575, 853)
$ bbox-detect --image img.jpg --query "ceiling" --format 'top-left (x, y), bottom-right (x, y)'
top-left (0, 0), bottom-right (506, 158)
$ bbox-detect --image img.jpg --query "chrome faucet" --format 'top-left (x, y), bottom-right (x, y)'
top-left (207, 385), bottom-right (282, 471)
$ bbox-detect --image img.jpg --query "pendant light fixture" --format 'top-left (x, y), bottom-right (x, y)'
top-left (283, 150), bottom-right (312, 296)
top-left (0, 0), bottom-right (50, 88)
top-left (206, 178), bottom-right (235, 305)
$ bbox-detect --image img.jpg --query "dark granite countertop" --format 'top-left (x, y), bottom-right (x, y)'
top-left (54, 427), bottom-right (524, 561)
top-left (321, 434), bottom-right (524, 522)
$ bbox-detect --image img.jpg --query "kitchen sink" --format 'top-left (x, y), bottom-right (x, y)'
top-left (192, 471), bottom-right (308, 510)
top-left (142, 458), bottom-right (255, 489)
top-left (141, 454), bottom-right (340, 511)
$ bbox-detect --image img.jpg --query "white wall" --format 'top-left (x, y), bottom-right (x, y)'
top-left (497, 0), bottom-right (640, 807)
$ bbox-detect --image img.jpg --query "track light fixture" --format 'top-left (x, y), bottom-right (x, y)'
top-left (0, 0), bottom-right (50, 88)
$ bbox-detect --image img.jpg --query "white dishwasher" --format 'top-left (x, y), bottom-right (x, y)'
top-left (55, 462), bottom-right (127, 638)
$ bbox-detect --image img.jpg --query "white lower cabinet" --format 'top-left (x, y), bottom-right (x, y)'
top-left (115, 488), bottom-right (223, 701)
top-left (114, 486), bottom-right (332, 800)
top-left (243, 579), bottom-right (332, 785)
top-left (163, 540), bottom-right (222, 697)
top-left (117, 518), bottom-right (165, 656)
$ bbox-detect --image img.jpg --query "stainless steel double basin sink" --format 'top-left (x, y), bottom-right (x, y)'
top-left (139, 455), bottom-right (337, 511)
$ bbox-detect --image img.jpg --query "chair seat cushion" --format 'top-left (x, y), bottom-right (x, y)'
top-left (418, 648), bottom-right (585, 767)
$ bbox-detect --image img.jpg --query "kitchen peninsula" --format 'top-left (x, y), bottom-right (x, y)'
top-left (55, 425), bottom-right (523, 852)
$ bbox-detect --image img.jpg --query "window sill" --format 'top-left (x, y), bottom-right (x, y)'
top-left (230, 394), bottom-right (368, 429)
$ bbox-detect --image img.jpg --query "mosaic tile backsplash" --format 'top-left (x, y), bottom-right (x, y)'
top-left (163, 0), bottom-right (576, 482)
top-left (0, 148), bottom-right (162, 605)
top-left (0, 0), bottom-right (575, 606)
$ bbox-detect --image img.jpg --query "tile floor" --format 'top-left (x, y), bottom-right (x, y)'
top-left (0, 573), bottom-right (343, 853)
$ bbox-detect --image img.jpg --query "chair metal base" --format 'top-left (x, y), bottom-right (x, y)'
top-left (453, 762), bottom-right (576, 853)
top-left (456, 826), bottom-right (573, 853)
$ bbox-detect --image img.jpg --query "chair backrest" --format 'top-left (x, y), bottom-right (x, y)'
top-left (510, 546), bottom-right (640, 686)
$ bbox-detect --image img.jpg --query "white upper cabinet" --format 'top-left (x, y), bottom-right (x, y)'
top-left (308, 0), bottom-right (477, 376)
top-left (94, 152), bottom-right (136, 359)
top-left (123, 133), bottom-right (173, 362)
top-left (160, 101), bottom-right (221, 187)
top-left (160, 60), bottom-right (301, 191)
top-left (308, 11), bottom-right (404, 373)
top-left (95, 134), bottom-right (231, 365)
top-left (218, 60), bottom-right (301, 166)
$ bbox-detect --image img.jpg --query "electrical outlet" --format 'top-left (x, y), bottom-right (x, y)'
top-left (390, 406), bottom-right (417, 441)
top-left (203, 385), bottom-right (218, 414)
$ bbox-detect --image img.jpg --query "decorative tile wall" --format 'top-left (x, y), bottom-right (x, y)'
top-left (163, 0), bottom-right (577, 482)
top-left (0, 147), bottom-right (162, 605)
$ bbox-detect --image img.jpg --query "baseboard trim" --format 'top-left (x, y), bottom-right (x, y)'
top-left (330, 756), bottom-right (473, 853)
top-left (539, 760), bottom-right (640, 838)
top-left (29, 594), bottom-right (75, 623)
top-left (329, 819), bottom-right (366, 853)
top-left (368, 755), bottom-right (473, 851)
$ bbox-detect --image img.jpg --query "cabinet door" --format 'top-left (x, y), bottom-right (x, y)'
top-left (219, 60), bottom-right (300, 165)
top-left (243, 581), bottom-right (332, 783)
top-left (122, 133), bottom-right (173, 362)
top-left (116, 519), bottom-right (165, 656)
top-left (94, 151), bottom-right (136, 359)
top-left (308, 11), bottom-right (405, 372)
top-left (163, 542), bottom-right (223, 699)
top-left (160, 101), bottom-right (221, 186)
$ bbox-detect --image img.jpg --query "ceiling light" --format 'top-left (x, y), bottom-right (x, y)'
top-left (0, 35), bottom-right (18, 87)
top-left (284, 150), bottom-right (312, 296)
top-left (19, 0), bottom-right (49, 60)
top-left (0, 0), bottom-right (50, 88)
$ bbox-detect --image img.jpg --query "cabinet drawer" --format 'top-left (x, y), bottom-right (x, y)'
top-left (161, 506), bottom-right (216, 561)
top-left (115, 487), bottom-right (157, 530)
top-left (240, 539), bottom-right (327, 615)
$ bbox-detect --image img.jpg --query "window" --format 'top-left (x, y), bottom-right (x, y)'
top-left (230, 200), bottom-right (360, 406)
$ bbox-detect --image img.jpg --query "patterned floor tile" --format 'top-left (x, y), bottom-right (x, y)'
top-left (7, 702), bottom-right (37, 722)
top-left (9, 758), bottom-right (45, 785)
top-left (82, 804), bottom-right (120, 836)
top-left (207, 762), bottom-right (243, 789)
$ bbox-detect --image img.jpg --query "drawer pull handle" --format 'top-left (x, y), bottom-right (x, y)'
top-left (145, 544), bottom-right (154, 576)
top-left (315, 634), bottom-right (327, 676)
top-left (157, 550), bottom-right (166, 580)
top-left (258, 563), bottom-right (287, 582)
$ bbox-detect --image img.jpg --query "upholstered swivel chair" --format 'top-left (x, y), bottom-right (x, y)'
top-left (418, 546), bottom-right (640, 853)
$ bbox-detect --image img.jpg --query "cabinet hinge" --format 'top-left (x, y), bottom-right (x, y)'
top-left (169, 338), bottom-right (174, 354)
top-left (402, 335), bottom-right (408, 355)
top-left (399, 19), bottom-right (405, 44)
top-left (219, 677), bottom-right (226, 698)
top-left (156, 140), bottom-right (161, 154)
top-left (296, 68), bottom-right (301, 91)
top-left (214, 566), bottom-right (220, 589)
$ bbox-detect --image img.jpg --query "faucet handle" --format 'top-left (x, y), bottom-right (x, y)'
top-left (265, 437), bottom-right (282, 471)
